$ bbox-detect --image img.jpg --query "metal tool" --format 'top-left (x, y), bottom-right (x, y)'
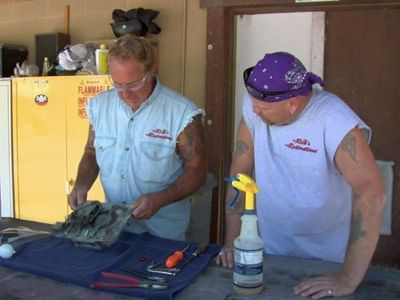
top-left (0, 232), bottom-right (18, 244)
top-left (146, 266), bottom-right (180, 276)
top-left (124, 269), bottom-right (168, 283)
top-left (178, 242), bottom-right (209, 270)
top-left (146, 243), bottom-right (209, 276)
top-left (165, 244), bottom-right (190, 268)
top-left (0, 226), bottom-right (50, 243)
top-left (90, 271), bottom-right (168, 290)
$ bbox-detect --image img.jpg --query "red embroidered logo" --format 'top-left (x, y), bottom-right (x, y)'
top-left (146, 128), bottom-right (172, 140)
top-left (285, 138), bottom-right (317, 153)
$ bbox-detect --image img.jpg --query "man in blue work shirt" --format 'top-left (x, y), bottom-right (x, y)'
top-left (68, 35), bottom-right (207, 241)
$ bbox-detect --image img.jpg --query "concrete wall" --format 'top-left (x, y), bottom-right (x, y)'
top-left (0, 0), bottom-right (206, 106)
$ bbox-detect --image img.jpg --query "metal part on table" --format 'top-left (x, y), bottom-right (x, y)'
top-left (53, 201), bottom-right (132, 250)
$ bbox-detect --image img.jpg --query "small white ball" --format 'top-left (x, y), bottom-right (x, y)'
top-left (0, 243), bottom-right (15, 259)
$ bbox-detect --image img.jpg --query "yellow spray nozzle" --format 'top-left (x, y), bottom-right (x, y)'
top-left (231, 173), bottom-right (258, 211)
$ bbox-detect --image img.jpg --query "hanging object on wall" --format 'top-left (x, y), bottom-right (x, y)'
top-left (110, 7), bottom-right (161, 38)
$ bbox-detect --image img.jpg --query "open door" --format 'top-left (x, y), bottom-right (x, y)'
top-left (200, 0), bottom-right (400, 267)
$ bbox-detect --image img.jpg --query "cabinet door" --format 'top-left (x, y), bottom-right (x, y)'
top-left (65, 75), bottom-right (111, 214)
top-left (12, 77), bottom-right (68, 223)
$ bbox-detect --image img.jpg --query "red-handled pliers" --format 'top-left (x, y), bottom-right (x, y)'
top-left (90, 272), bottom-right (168, 290)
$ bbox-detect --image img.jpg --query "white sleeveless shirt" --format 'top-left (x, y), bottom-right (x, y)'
top-left (243, 88), bottom-right (370, 262)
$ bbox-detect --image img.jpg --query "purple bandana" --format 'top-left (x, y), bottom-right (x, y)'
top-left (246, 52), bottom-right (324, 102)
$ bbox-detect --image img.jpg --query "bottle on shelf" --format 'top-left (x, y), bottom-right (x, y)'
top-left (227, 173), bottom-right (264, 295)
top-left (95, 44), bottom-right (109, 75)
top-left (41, 57), bottom-right (52, 76)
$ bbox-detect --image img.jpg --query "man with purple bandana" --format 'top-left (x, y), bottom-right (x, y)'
top-left (216, 52), bottom-right (385, 298)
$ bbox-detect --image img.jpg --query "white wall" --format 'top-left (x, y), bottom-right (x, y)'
top-left (0, 79), bottom-right (14, 217)
top-left (234, 12), bottom-right (325, 137)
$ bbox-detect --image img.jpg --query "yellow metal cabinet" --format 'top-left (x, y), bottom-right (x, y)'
top-left (12, 75), bottom-right (111, 223)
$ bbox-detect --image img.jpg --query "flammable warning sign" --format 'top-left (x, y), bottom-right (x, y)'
top-left (77, 78), bottom-right (111, 118)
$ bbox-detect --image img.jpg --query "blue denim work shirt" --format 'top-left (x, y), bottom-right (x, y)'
top-left (86, 79), bottom-right (203, 240)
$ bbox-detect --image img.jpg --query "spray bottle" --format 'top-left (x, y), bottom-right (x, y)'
top-left (227, 173), bottom-right (263, 295)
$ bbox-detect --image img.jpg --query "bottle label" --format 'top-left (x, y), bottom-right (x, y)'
top-left (233, 247), bottom-right (263, 288)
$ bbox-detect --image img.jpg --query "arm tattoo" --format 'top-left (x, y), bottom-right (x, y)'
top-left (178, 117), bottom-right (204, 161)
top-left (349, 210), bottom-right (367, 245)
top-left (179, 133), bottom-right (194, 161)
top-left (233, 140), bottom-right (249, 161)
top-left (360, 128), bottom-right (369, 142)
top-left (340, 132), bottom-right (357, 163)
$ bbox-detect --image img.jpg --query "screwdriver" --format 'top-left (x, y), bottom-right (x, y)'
top-left (178, 242), bottom-right (209, 270)
top-left (165, 244), bottom-right (190, 268)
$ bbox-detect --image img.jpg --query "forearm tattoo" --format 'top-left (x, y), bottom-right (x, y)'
top-left (349, 210), bottom-right (367, 245)
top-left (340, 132), bottom-right (357, 163)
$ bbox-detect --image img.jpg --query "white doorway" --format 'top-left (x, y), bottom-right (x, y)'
top-left (234, 12), bottom-right (326, 138)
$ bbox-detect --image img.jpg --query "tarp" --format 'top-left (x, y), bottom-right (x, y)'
top-left (0, 231), bottom-right (220, 300)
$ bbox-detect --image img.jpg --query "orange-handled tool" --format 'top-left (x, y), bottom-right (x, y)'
top-left (165, 244), bottom-right (190, 268)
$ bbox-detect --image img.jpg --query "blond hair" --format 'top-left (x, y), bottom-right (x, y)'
top-left (108, 34), bottom-right (155, 73)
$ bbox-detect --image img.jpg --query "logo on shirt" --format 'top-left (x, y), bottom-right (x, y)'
top-left (146, 128), bottom-right (172, 140)
top-left (285, 138), bottom-right (317, 153)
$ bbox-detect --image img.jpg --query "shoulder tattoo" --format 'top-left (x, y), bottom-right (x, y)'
top-left (339, 132), bottom-right (357, 163)
top-left (233, 139), bottom-right (249, 161)
top-left (178, 117), bottom-right (204, 161)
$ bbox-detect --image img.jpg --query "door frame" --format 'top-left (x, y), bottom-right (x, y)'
top-left (199, 0), bottom-right (400, 244)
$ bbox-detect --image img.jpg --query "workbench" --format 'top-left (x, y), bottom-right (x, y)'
top-left (1, 218), bottom-right (399, 299)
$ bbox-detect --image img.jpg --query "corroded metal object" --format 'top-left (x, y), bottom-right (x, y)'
top-left (53, 201), bottom-right (132, 250)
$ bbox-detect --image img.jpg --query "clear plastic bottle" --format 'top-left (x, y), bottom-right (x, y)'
top-left (228, 173), bottom-right (264, 295)
top-left (95, 44), bottom-right (109, 74)
top-left (41, 56), bottom-right (51, 76)
top-left (233, 212), bottom-right (264, 295)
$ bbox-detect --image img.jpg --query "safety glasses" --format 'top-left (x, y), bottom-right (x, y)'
top-left (243, 67), bottom-right (288, 100)
top-left (111, 72), bottom-right (149, 92)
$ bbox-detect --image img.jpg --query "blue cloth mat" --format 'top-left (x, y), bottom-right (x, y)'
top-left (0, 231), bottom-right (221, 300)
